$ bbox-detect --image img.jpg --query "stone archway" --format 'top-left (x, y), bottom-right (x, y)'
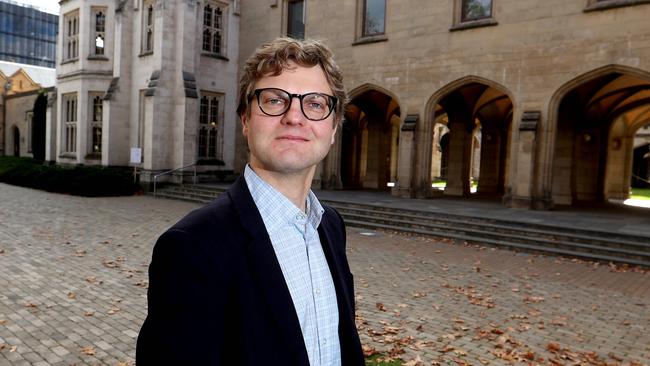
top-left (422, 76), bottom-right (514, 198)
top-left (548, 65), bottom-right (650, 205)
top-left (341, 84), bottom-right (401, 190)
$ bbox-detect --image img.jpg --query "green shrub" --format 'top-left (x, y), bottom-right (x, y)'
top-left (0, 157), bottom-right (139, 197)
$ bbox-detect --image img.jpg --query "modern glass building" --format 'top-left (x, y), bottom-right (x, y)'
top-left (0, 0), bottom-right (57, 67)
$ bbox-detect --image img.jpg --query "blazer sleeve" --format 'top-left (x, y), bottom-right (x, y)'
top-left (136, 228), bottom-right (230, 365)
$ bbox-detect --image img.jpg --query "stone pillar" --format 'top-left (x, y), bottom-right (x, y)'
top-left (321, 127), bottom-right (342, 189)
top-left (44, 90), bottom-right (57, 163)
top-left (504, 111), bottom-right (541, 208)
top-left (393, 114), bottom-right (417, 197)
top-left (477, 127), bottom-right (500, 194)
top-left (444, 119), bottom-right (472, 197)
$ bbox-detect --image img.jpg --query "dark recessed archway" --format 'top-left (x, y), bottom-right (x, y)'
top-left (427, 78), bottom-right (513, 198)
top-left (341, 85), bottom-right (400, 190)
top-left (550, 67), bottom-right (650, 206)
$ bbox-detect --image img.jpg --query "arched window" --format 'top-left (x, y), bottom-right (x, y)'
top-left (93, 10), bottom-right (106, 55)
top-left (142, 2), bottom-right (155, 53)
top-left (64, 11), bottom-right (79, 60)
top-left (202, 29), bottom-right (211, 52)
top-left (203, 5), bottom-right (212, 27)
top-left (197, 92), bottom-right (223, 160)
top-left (202, 3), bottom-right (227, 56)
top-left (90, 94), bottom-right (103, 154)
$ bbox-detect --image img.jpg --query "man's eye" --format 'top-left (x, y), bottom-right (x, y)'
top-left (304, 96), bottom-right (327, 110)
top-left (265, 97), bottom-right (285, 106)
top-left (307, 102), bottom-right (325, 110)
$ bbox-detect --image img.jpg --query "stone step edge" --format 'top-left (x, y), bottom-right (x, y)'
top-left (344, 220), bottom-right (650, 267)
top-left (341, 212), bottom-right (650, 258)
top-left (152, 192), bottom-right (650, 266)
top-left (153, 190), bottom-right (649, 250)
top-left (323, 198), bottom-right (650, 244)
top-left (331, 204), bottom-right (650, 249)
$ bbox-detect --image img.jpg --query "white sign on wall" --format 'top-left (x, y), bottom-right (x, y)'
top-left (130, 147), bottom-right (142, 164)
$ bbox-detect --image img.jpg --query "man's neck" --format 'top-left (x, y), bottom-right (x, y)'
top-left (248, 165), bottom-right (315, 212)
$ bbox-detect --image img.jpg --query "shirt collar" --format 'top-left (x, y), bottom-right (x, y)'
top-left (244, 165), bottom-right (324, 232)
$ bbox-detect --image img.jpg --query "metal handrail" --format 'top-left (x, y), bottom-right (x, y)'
top-left (153, 162), bottom-right (197, 197)
top-left (632, 173), bottom-right (650, 184)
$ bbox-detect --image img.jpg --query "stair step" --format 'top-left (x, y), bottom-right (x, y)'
top-left (344, 219), bottom-right (650, 267)
top-left (329, 204), bottom-right (650, 251)
top-left (150, 185), bottom-right (650, 267)
top-left (339, 211), bottom-right (649, 260)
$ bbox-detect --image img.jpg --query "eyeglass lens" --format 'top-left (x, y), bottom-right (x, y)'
top-left (257, 88), bottom-right (333, 121)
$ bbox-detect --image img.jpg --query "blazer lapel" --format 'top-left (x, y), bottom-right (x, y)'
top-left (227, 177), bottom-right (309, 365)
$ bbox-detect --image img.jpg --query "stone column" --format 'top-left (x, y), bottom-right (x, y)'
top-left (321, 127), bottom-right (342, 189)
top-left (444, 119), bottom-right (472, 197)
top-left (504, 111), bottom-right (540, 208)
top-left (44, 91), bottom-right (57, 163)
top-left (477, 127), bottom-right (500, 194)
top-left (393, 114), bottom-right (417, 197)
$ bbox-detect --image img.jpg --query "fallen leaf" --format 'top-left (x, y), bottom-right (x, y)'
top-left (68, 292), bottom-right (76, 299)
top-left (546, 342), bottom-right (561, 352)
top-left (81, 346), bottom-right (96, 355)
top-left (440, 345), bottom-right (455, 353)
top-left (403, 355), bottom-right (423, 366)
top-left (376, 303), bottom-right (387, 311)
top-left (361, 344), bottom-right (377, 357)
top-left (10, 345), bottom-right (17, 352)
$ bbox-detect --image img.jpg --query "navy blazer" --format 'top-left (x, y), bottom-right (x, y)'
top-left (136, 176), bottom-right (364, 365)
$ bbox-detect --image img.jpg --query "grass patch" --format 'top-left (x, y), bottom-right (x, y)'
top-left (0, 156), bottom-right (139, 196)
top-left (630, 187), bottom-right (650, 200)
top-left (365, 354), bottom-right (403, 366)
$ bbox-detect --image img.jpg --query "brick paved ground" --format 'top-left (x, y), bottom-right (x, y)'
top-left (0, 182), bottom-right (648, 366)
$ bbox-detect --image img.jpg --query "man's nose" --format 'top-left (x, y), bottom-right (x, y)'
top-left (282, 97), bottom-right (305, 125)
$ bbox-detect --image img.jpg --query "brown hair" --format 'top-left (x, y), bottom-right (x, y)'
top-left (236, 37), bottom-right (346, 126)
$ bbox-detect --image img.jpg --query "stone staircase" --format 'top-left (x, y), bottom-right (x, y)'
top-left (152, 184), bottom-right (650, 267)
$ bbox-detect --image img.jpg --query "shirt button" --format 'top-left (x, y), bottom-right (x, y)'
top-left (323, 338), bottom-right (327, 345)
top-left (315, 288), bottom-right (321, 295)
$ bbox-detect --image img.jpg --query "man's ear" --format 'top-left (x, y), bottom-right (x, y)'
top-left (241, 114), bottom-right (248, 136)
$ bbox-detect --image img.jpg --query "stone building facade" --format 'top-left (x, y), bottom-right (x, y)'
top-left (237, 0), bottom-right (650, 208)
top-left (0, 61), bottom-right (55, 157)
top-left (49, 0), bottom-right (240, 181)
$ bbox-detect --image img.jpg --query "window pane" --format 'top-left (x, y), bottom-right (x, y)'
top-left (462, 0), bottom-right (492, 22)
top-left (203, 5), bottom-right (212, 27)
top-left (363, 0), bottom-right (385, 36)
top-left (287, 0), bottom-right (304, 40)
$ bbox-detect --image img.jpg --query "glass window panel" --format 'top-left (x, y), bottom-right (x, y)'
top-left (461, 0), bottom-right (492, 22)
top-left (287, 0), bottom-right (304, 39)
top-left (363, 0), bottom-right (385, 36)
top-left (204, 5), bottom-right (212, 27)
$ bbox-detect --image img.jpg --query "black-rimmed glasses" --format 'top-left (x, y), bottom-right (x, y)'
top-left (251, 88), bottom-right (338, 121)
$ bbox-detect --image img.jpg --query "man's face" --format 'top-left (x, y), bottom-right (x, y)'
top-left (242, 62), bottom-right (337, 176)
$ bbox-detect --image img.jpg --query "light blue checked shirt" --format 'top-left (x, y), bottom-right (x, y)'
top-left (244, 166), bottom-right (341, 366)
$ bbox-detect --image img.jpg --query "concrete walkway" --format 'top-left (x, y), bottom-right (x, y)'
top-left (0, 183), bottom-right (648, 365)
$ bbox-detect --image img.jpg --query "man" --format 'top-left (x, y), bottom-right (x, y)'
top-left (136, 38), bottom-right (364, 365)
